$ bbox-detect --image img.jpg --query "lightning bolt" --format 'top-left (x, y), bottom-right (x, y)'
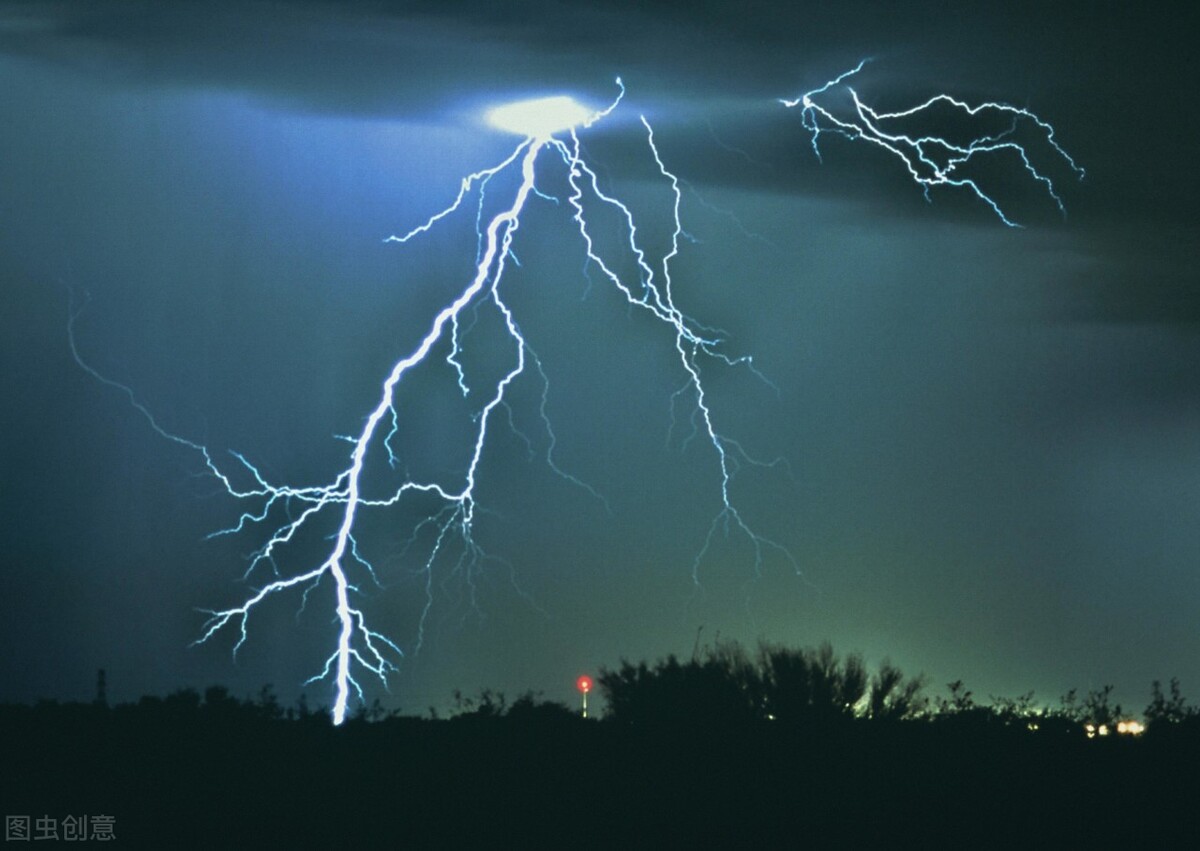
top-left (73, 79), bottom-right (787, 724)
top-left (782, 59), bottom-right (1084, 225)
top-left (74, 63), bottom-right (1079, 724)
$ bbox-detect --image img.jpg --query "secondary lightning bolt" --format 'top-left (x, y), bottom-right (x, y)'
top-left (74, 79), bottom-right (786, 724)
top-left (782, 59), bottom-right (1084, 225)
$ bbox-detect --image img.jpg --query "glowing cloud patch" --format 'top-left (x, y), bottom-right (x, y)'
top-left (485, 96), bottom-right (592, 139)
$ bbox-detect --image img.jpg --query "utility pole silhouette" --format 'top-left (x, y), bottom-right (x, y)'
top-left (94, 669), bottom-right (107, 708)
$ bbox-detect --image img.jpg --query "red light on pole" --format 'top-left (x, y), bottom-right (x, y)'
top-left (576, 675), bottom-right (592, 718)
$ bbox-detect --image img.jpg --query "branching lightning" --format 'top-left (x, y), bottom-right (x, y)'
top-left (73, 79), bottom-right (787, 724)
top-left (74, 63), bottom-right (1082, 725)
top-left (782, 59), bottom-right (1084, 225)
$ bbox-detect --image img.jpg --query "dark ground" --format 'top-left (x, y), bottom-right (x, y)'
top-left (3, 700), bottom-right (1198, 848)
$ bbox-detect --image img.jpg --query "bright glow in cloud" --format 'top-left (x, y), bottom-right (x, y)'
top-left (485, 96), bottom-right (592, 138)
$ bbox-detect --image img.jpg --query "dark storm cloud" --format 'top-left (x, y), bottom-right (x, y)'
top-left (0, 0), bottom-right (1083, 161)
top-left (0, 1), bottom-right (1088, 130)
top-left (0, 0), bottom-right (759, 115)
top-left (10, 0), bottom-right (1192, 309)
top-left (1059, 246), bottom-right (1200, 325)
top-left (0, 1), bottom-right (1179, 200)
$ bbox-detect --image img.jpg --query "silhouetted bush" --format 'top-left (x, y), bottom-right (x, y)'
top-left (599, 639), bottom-right (929, 727)
top-left (867, 658), bottom-right (927, 721)
top-left (1145, 677), bottom-right (1200, 741)
top-left (758, 641), bottom-right (868, 723)
top-left (598, 643), bottom-right (761, 727)
top-left (504, 692), bottom-right (580, 724)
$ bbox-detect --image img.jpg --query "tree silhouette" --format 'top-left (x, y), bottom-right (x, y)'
top-left (1145, 678), bottom-right (1198, 733)
top-left (1082, 684), bottom-right (1122, 729)
top-left (600, 640), bottom-right (929, 727)
top-left (599, 643), bottom-right (760, 726)
top-left (867, 660), bottom-right (927, 721)
top-left (758, 641), bottom-right (868, 724)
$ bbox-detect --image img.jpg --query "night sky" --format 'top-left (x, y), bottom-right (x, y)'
top-left (2, 0), bottom-right (1197, 719)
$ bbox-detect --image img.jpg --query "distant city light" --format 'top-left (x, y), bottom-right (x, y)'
top-left (1085, 720), bottom-right (1144, 739)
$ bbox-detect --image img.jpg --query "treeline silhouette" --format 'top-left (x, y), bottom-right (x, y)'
top-left (599, 641), bottom-right (1200, 738)
top-left (3, 642), bottom-right (1198, 847)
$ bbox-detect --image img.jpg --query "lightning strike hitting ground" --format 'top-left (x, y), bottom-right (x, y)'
top-left (783, 60), bottom-right (1084, 225)
top-left (72, 80), bottom-right (785, 724)
top-left (73, 66), bottom-right (1081, 725)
